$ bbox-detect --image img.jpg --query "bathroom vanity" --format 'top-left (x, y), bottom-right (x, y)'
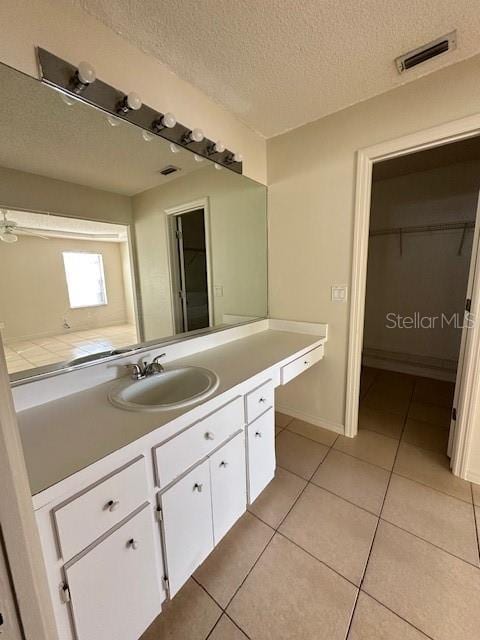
top-left (14, 319), bottom-right (327, 640)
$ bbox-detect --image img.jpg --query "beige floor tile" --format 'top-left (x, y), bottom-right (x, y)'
top-left (413, 377), bottom-right (455, 408)
top-left (287, 418), bottom-right (338, 446)
top-left (359, 367), bottom-right (378, 398)
top-left (275, 412), bottom-right (293, 428)
top-left (227, 534), bottom-right (357, 640)
top-left (348, 591), bottom-right (429, 639)
top-left (358, 406), bottom-right (404, 439)
top-left (275, 430), bottom-right (329, 480)
top-left (402, 418), bottom-right (449, 454)
top-left (208, 615), bottom-right (248, 640)
top-left (312, 449), bottom-right (389, 515)
top-left (363, 521), bottom-right (480, 640)
top-left (375, 370), bottom-right (416, 391)
top-left (408, 401), bottom-right (451, 428)
top-left (334, 430), bottom-right (398, 471)
top-left (6, 360), bottom-right (31, 373)
top-left (248, 467), bottom-right (307, 528)
top-left (394, 442), bottom-right (472, 503)
top-left (279, 484), bottom-right (378, 585)
top-left (140, 579), bottom-right (221, 640)
top-left (382, 475), bottom-right (479, 565)
top-left (473, 483), bottom-right (480, 506)
top-left (194, 512), bottom-right (273, 608)
top-left (275, 426), bottom-right (283, 436)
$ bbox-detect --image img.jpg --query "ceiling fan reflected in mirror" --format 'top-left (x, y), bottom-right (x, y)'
top-left (0, 210), bottom-right (50, 243)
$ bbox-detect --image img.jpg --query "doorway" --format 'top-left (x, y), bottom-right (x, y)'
top-left (346, 116), bottom-right (480, 480)
top-left (166, 200), bottom-right (213, 334)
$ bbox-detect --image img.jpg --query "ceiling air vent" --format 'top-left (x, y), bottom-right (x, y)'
top-left (395, 31), bottom-right (456, 74)
top-left (159, 165), bottom-right (180, 176)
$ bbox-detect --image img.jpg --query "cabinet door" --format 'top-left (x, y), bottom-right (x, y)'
top-left (247, 409), bottom-right (275, 504)
top-left (160, 459), bottom-right (213, 597)
top-left (65, 504), bottom-right (162, 640)
top-left (210, 433), bottom-right (247, 544)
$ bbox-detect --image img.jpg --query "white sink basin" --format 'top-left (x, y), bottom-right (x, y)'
top-left (109, 366), bottom-right (219, 412)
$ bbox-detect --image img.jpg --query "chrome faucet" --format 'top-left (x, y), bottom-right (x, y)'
top-left (126, 353), bottom-right (166, 380)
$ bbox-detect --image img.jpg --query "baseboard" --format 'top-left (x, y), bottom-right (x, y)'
top-left (362, 352), bottom-right (456, 382)
top-left (275, 404), bottom-right (344, 435)
top-left (465, 469), bottom-right (480, 486)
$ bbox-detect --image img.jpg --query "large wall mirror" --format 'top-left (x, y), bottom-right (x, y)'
top-left (0, 62), bottom-right (268, 381)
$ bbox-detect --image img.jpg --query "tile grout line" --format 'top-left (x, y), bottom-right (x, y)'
top-left (343, 372), bottom-right (416, 639)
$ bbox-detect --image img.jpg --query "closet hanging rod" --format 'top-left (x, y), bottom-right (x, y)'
top-left (369, 221), bottom-right (475, 237)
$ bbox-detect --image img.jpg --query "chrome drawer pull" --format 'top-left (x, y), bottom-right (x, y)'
top-left (255, 431), bottom-right (262, 438)
top-left (193, 483), bottom-right (203, 492)
top-left (106, 499), bottom-right (120, 512)
top-left (219, 461), bottom-right (228, 468)
top-left (204, 431), bottom-right (215, 440)
top-left (127, 538), bottom-right (139, 550)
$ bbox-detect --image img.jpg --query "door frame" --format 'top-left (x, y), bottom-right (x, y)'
top-left (165, 198), bottom-right (214, 333)
top-left (345, 112), bottom-right (480, 480)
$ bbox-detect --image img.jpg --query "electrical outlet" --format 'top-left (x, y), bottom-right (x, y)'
top-left (214, 285), bottom-right (224, 297)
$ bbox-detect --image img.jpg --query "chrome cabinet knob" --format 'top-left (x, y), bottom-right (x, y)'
top-left (219, 461), bottom-right (228, 468)
top-left (193, 483), bottom-right (203, 492)
top-left (204, 431), bottom-right (215, 440)
top-left (127, 538), bottom-right (139, 550)
top-left (255, 431), bottom-right (262, 438)
top-left (106, 499), bottom-right (120, 512)
top-left (304, 360), bottom-right (309, 365)
top-left (259, 397), bottom-right (267, 403)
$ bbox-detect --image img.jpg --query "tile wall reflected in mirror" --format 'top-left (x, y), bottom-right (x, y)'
top-left (0, 63), bottom-right (267, 380)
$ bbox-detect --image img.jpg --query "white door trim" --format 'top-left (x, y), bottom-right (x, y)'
top-left (165, 198), bottom-right (214, 332)
top-left (345, 112), bottom-right (480, 479)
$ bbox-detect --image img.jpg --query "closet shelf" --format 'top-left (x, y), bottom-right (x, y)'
top-left (369, 221), bottom-right (475, 236)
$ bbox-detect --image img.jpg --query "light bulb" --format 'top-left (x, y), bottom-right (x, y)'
top-left (214, 140), bottom-right (226, 153)
top-left (214, 163), bottom-right (222, 171)
top-left (162, 112), bottom-right (176, 128)
top-left (106, 115), bottom-right (121, 127)
top-left (169, 143), bottom-right (180, 153)
top-left (233, 152), bottom-right (243, 163)
top-left (127, 92), bottom-right (142, 110)
top-left (77, 61), bottom-right (96, 85)
top-left (194, 154), bottom-right (204, 162)
top-left (191, 128), bottom-right (204, 143)
top-left (1, 232), bottom-right (18, 243)
top-left (142, 130), bottom-right (155, 142)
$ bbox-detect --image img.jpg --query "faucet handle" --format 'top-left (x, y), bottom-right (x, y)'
top-left (126, 363), bottom-right (145, 380)
top-left (153, 353), bottom-right (166, 364)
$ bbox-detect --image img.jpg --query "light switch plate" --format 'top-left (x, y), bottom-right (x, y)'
top-left (331, 285), bottom-right (348, 302)
top-left (214, 285), bottom-right (224, 297)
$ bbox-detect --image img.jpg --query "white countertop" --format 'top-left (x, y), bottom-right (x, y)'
top-left (18, 328), bottom-right (323, 496)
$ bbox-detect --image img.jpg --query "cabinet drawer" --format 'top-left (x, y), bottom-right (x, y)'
top-left (210, 433), bottom-right (247, 545)
top-left (54, 457), bottom-right (148, 562)
top-left (154, 396), bottom-right (244, 488)
top-left (245, 379), bottom-right (274, 424)
top-left (247, 409), bottom-right (275, 504)
top-left (281, 345), bottom-right (324, 385)
top-left (159, 460), bottom-right (213, 597)
top-left (65, 504), bottom-right (162, 640)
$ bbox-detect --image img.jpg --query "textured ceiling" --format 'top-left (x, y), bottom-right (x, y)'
top-left (0, 63), bottom-right (204, 196)
top-left (70, 0), bottom-right (480, 137)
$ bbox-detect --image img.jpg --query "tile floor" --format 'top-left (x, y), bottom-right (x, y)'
top-left (3, 323), bottom-right (138, 374)
top-left (141, 368), bottom-right (480, 640)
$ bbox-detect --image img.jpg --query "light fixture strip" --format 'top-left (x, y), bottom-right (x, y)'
top-left (36, 48), bottom-right (243, 174)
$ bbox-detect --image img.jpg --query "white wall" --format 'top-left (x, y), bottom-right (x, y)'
top-left (133, 166), bottom-right (267, 340)
top-left (268, 53), bottom-right (480, 445)
top-left (0, 0), bottom-right (266, 185)
top-left (363, 161), bottom-right (479, 373)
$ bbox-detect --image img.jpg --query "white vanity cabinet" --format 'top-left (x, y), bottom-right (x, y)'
top-left (159, 459), bottom-right (214, 597)
top-left (159, 431), bottom-right (246, 597)
top-left (64, 504), bottom-right (162, 640)
top-left (246, 408), bottom-right (275, 503)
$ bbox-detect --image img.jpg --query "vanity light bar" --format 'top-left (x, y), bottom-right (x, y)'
top-left (36, 48), bottom-right (243, 174)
